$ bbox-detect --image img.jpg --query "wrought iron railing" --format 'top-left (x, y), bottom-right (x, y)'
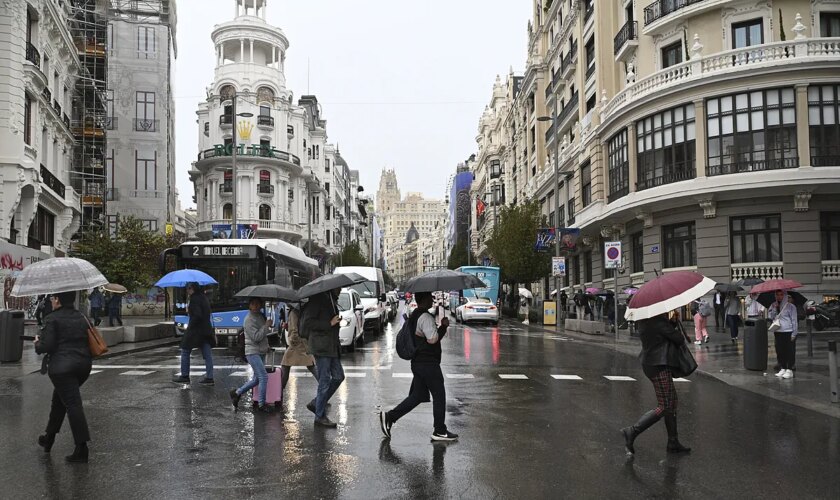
top-left (257, 115), bottom-right (274, 126)
top-left (614, 20), bottom-right (638, 55)
top-left (608, 185), bottom-right (629, 204)
top-left (219, 114), bottom-right (233, 125)
top-left (636, 164), bottom-right (695, 191)
top-left (26, 42), bottom-right (40, 66)
top-left (258, 184), bottom-right (275, 195)
top-left (42, 87), bottom-right (52, 102)
top-left (562, 42), bottom-right (578, 74)
top-left (198, 145), bottom-right (302, 166)
top-left (557, 91), bottom-right (579, 126)
top-left (707, 157), bottom-right (798, 176)
top-left (644, 0), bottom-right (707, 25)
top-left (40, 164), bottom-right (66, 198)
top-left (134, 118), bottom-right (158, 132)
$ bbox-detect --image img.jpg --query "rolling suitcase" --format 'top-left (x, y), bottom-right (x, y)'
top-left (253, 349), bottom-right (283, 408)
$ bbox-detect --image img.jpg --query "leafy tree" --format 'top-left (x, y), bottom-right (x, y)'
top-left (336, 242), bottom-right (368, 267)
top-left (447, 237), bottom-right (476, 270)
top-left (486, 200), bottom-right (551, 287)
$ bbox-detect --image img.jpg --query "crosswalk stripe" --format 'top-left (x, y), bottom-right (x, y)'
top-left (344, 372), bottom-right (367, 378)
top-left (673, 378), bottom-right (691, 382)
top-left (89, 370), bottom-right (103, 375)
top-left (551, 375), bottom-right (582, 380)
top-left (499, 374), bottom-right (528, 380)
top-left (603, 376), bottom-right (636, 381)
top-left (392, 373), bottom-right (413, 378)
top-left (446, 374), bottom-right (475, 379)
top-left (229, 371), bottom-right (250, 377)
top-left (120, 370), bottom-right (155, 376)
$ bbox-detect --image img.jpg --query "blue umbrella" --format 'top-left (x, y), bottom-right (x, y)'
top-left (155, 269), bottom-right (217, 288)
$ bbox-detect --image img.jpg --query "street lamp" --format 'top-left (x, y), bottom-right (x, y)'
top-left (229, 92), bottom-right (253, 238)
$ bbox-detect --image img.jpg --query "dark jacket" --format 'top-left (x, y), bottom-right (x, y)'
top-left (182, 292), bottom-right (214, 349)
top-left (89, 289), bottom-right (104, 309)
top-left (107, 293), bottom-right (122, 311)
top-left (35, 307), bottom-right (92, 376)
top-left (637, 314), bottom-right (686, 368)
top-left (303, 293), bottom-right (341, 358)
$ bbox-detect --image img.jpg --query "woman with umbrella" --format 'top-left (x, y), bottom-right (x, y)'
top-left (172, 282), bottom-right (215, 385)
top-left (767, 289), bottom-right (800, 379)
top-left (229, 297), bottom-right (274, 413)
top-left (621, 271), bottom-right (714, 455)
top-left (279, 301), bottom-right (319, 400)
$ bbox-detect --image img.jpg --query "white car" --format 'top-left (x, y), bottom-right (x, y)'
top-left (337, 288), bottom-right (365, 352)
top-left (456, 297), bottom-right (499, 325)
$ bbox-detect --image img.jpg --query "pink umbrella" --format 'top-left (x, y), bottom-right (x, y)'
top-left (748, 279), bottom-right (803, 294)
top-left (623, 287), bottom-right (639, 295)
top-left (625, 271), bottom-right (716, 321)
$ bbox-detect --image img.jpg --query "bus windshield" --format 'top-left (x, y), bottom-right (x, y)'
top-left (179, 258), bottom-right (261, 309)
top-left (349, 281), bottom-right (378, 299)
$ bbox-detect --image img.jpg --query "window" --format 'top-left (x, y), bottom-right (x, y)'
top-left (325, 159), bottom-right (330, 173)
top-left (585, 38), bottom-right (595, 79)
top-left (24, 94), bottom-right (32, 145)
top-left (141, 220), bottom-right (158, 232)
top-left (220, 85), bottom-right (235, 101)
top-left (223, 203), bottom-right (233, 219)
top-left (259, 204), bottom-right (271, 220)
top-left (222, 169), bottom-right (232, 192)
top-left (632, 232), bottom-right (644, 273)
top-left (707, 88), bottom-right (797, 175)
top-left (731, 215), bottom-right (782, 264)
top-left (135, 91), bottom-right (155, 131)
top-left (580, 160), bottom-right (591, 207)
top-left (567, 197), bottom-right (576, 224)
top-left (822, 212), bottom-right (840, 260)
top-left (573, 255), bottom-right (581, 285)
top-left (661, 41), bottom-right (682, 68)
top-left (732, 19), bottom-right (763, 49)
top-left (584, 251), bottom-right (592, 283)
top-left (259, 169), bottom-right (271, 193)
top-left (27, 206), bottom-right (55, 249)
top-left (326, 230), bottom-right (331, 246)
top-left (608, 130), bottom-right (629, 202)
top-left (663, 222), bottom-right (696, 269)
top-left (259, 139), bottom-right (271, 155)
top-left (137, 26), bottom-right (156, 58)
top-left (135, 150), bottom-right (156, 190)
top-left (809, 84), bottom-right (840, 167)
top-left (636, 104), bottom-right (696, 190)
top-left (821, 12), bottom-right (840, 37)
top-left (259, 105), bottom-right (270, 116)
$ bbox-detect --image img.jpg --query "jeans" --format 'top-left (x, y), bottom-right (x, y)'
top-left (314, 356), bottom-right (344, 418)
top-left (237, 354), bottom-right (268, 405)
top-left (388, 363), bottom-right (447, 434)
top-left (46, 367), bottom-right (91, 444)
top-left (180, 343), bottom-right (214, 379)
top-left (726, 314), bottom-right (740, 339)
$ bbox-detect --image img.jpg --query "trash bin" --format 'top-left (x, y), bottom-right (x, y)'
top-left (743, 318), bottom-right (768, 371)
top-left (0, 310), bottom-right (25, 363)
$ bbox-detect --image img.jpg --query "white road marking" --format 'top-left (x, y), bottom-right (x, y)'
top-left (120, 370), bottom-right (155, 376)
top-left (89, 370), bottom-right (103, 375)
top-left (446, 374), bottom-right (475, 379)
top-left (604, 376), bottom-right (636, 381)
top-left (290, 372), bottom-right (313, 378)
top-left (499, 374), bottom-right (529, 380)
top-left (392, 373), bottom-right (413, 378)
top-left (344, 372), bottom-right (367, 378)
top-left (229, 371), bottom-right (250, 377)
top-left (551, 375), bottom-right (582, 380)
top-left (673, 378), bottom-right (691, 382)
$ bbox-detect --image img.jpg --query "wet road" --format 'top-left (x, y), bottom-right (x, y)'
top-left (1, 308), bottom-right (839, 499)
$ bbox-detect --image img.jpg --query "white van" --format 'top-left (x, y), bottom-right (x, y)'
top-left (333, 266), bottom-right (387, 335)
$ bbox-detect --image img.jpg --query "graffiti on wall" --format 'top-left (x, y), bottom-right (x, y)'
top-left (1, 241), bottom-right (49, 314)
top-left (121, 287), bottom-right (166, 316)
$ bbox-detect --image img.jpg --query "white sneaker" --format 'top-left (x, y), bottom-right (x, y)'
top-left (782, 369), bottom-right (794, 379)
top-left (703, 335), bottom-right (710, 344)
top-left (775, 370), bottom-right (785, 378)
top-left (694, 340), bottom-right (702, 345)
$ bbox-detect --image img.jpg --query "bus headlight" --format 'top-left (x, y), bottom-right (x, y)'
top-left (340, 318), bottom-right (351, 328)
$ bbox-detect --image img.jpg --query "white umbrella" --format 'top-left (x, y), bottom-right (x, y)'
top-left (518, 288), bottom-right (533, 299)
top-left (10, 257), bottom-right (109, 297)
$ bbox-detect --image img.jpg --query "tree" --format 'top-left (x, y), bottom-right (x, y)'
top-left (447, 237), bottom-right (476, 270)
top-left (486, 200), bottom-right (551, 287)
top-left (336, 242), bottom-right (368, 267)
top-left (72, 216), bottom-right (182, 290)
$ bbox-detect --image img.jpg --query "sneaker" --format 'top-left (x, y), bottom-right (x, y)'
top-left (775, 370), bottom-right (785, 378)
top-left (431, 430), bottom-right (459, 442)
top-left (306, 400), bottom-right (316, 414)
top-left (694, 340), bottom-right (702, 345)
top-left (171, 375), bottom-right (190, 384)
top-left (256, 404), bottom-right (274, 414)
top-left (703, 335), bottom-right (709, 344)
top-left (314, 417), bottom-right (337, 428)
top-left (782, 369), bottom-right (794, 379)
top-left (379, 411), bottom-right (392, 438)
top-left (198, 377), bottom-right (214, 386)
top-left (229, 389), bottom-right (241, 410)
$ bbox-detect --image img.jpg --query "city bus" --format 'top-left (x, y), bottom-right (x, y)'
top-left (160, 239), bottom-right (320, 338)
top-left (448, 266), bottom-right (501, 310)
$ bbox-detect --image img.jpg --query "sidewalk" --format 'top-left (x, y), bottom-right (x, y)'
top-left (524, 318), bottom-right (840, 419)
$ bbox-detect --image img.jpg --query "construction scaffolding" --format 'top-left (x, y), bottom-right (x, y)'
top-left (70, 0), bottom-right (108, 234)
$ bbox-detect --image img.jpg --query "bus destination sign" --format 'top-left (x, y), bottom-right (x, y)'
top-left (182, 246), bottom-right (257, 258)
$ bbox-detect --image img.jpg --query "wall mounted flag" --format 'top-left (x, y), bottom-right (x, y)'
top-left (476, 198), bottom-right (487, 218)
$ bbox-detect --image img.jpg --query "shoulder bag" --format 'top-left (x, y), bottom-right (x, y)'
top-left (671, 321), bottom-right (698, 379)
top-left (768, 303), bottom-right (788, 333)
top-left (84, 315), bottom-right (109, 358)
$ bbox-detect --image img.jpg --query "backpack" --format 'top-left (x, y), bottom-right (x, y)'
top-left (396, 312), bottom-right (428, 360)
top-left (699, 301), bottom-right (712, 317)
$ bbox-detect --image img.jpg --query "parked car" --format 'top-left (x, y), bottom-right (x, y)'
top-left (456, 297), bottom-right (499, 325)
top-left (337, 288), bottom-right (365, 352)
top-left (334, 266), bottom-right (387, 336)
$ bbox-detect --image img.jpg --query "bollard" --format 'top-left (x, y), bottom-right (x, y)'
top-left (829, 341), bottom-right (839, 404)
top-left (807, 319), bottom-right (813, 358)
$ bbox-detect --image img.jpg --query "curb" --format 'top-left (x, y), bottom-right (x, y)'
top-left (97, 338), bottom-right (182, 360)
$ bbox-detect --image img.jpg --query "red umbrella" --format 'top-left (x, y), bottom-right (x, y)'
top-left (749, 279), bottom-right (803, 294)
top-left (625, 271), bottom-right (716, 321)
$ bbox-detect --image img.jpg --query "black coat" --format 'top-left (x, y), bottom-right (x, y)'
top-left (35, 307), bottom-right (92, 376)
top-left (303, 293), bottom-right (340, 358)
top-left (182, 292), bottom-right (214, 349)
top-left (637, 315), bottom-right (686, 368)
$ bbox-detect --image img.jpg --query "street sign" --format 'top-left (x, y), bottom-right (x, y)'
top-left (650, 245), bottom-right (660, 254)
top-left (552, 256), bottom-right (566, 276)
top-left (605, 241), bottom-right (622, 270)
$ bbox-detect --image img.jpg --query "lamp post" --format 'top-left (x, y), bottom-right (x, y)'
top-left (538, 97), bottom-right (563, 330)
top-left (229, 93), bottom-right (253, 238)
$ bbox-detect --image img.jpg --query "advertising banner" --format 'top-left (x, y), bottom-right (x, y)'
top-left (535, 228), bottom-right (556, 252)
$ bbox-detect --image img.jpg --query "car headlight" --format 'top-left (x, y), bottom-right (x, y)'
top-left (340, 318), bottom-right (350, 327)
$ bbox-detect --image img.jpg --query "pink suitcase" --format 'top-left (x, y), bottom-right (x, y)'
top-left (252, 349), bottom-right (283, 408)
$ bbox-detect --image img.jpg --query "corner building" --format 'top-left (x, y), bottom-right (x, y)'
top-left (513, 0), bottom-right (840, 297)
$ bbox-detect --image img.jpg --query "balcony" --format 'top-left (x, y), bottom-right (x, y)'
top-left (708, 157), bottom-right (798, 177)
top-left (105, 116), bottom-right (117, 130)
top-left (40, 164), bottom-right (66, 199)
top-left (544, 120), bottom-right (556, 143)
top-left (557, 91), bottom-right (579, 129)
top-left (197, 145), bottom-right (302, 167)
top-left (62, 114), bottom-right (70, 129)
top-left (134, 118), bottom-right (158, 132)
top-left (258, 184), bottom-right (274, 196)
top-left (25, 42), bottom-right (41, 66)
top-left (53, 100), bottom-right (62, 116)
top-left (636, 165), bottom-right (695, 191)
top-left (128, 189), bottom-right (165, 199)
top-left (197, 218), bottom-right (303, 242)
top-left (644, 0), bottom-right (707, 26)
top-left (614, 20), bottom-right (638, 61)
top-left (42, 87), bottom-right (52, 102)
top-left (257, 115), bottom-right (274, 128)
top-left (823, 261), bottom-right (840, 280)
top-left (731, 262), bottom-right (784, 282)
top-left (561, 42), bottom-right (578, 79)
top-left (219, 114), bottom-right (233, 127)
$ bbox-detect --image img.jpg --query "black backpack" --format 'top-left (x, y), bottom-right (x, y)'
top-left (396, 313), bottom-right (426, 360)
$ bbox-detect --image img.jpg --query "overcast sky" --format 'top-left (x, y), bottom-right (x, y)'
top-left (174, 0), bottom-right (532, 208)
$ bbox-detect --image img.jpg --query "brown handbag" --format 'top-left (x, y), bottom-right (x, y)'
top-left (84, 316), bottom-right (109, 357)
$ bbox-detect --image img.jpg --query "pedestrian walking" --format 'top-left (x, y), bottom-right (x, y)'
top-left (230, 298), bottom-right (274, 413)
top-left (34, 291), bottom-right (93, 463)
top-left (692, 299), bottom-right (710, 344)
top-left (559, 291), bottom-right (568, 320)
top-left (172, 283), bottom-right (215, 385)
top-left (724, 291), bottom-right (741, 342)
top-left (595, 296), bottom-right (603, 321)
top-left (574, 289), bottom-right (586, 320)
top-left (88, 288), bottom-right (103, 326)
top-left (280, 302), bottom-right (319, 398)
top-left (519, 296), bottom-right (530, 325)
top-left (303, 290), bottom-right (345, 428)
top-left (713, 291), bottom-right (725, 331)
top-left (106, 292), bottom-right (122, 327)
top-left (769, 290), bottom-right (798, 379)
top-left (621, 312), bottom-right (691, 455)
top-left (379, 291), bottom-right (458, 442)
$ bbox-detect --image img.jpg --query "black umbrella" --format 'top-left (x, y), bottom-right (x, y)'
top-left (234, 284), bottom-right (298, 302)
top-left (402, 269), bottom-right (485, 293)
top-left (296, 273), bottom-right (367, 300)
top-left (715, 283), bottom-right (744, 293)
top-left (755, 290), bottom-right (808, 309)
top-left (735, 277), bottom-right (765, 287)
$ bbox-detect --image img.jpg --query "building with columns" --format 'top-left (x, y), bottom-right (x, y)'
top-left (189, 0), bottom-right (357, 265)
top-left (479, 0), bottom-right (840, 300)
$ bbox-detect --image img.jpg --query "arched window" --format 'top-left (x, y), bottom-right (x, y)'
top-left (257, 86), bottom-right (275, 104)
top-left (259, 204), bottom-right (271, 220)
top-left (220, 84), bottom-right (235, 101)
top-left (223, 203), bottom-right (233, 219)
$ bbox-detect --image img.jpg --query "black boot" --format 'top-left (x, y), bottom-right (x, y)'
top-left (664, 412), bottom-right (691, 453)
top-left (65, 443), bottom-right (89, 463)
top-left (620, 410), bottom-right (661, 454)
top-left (38, 433), bottom-right (56, 453)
